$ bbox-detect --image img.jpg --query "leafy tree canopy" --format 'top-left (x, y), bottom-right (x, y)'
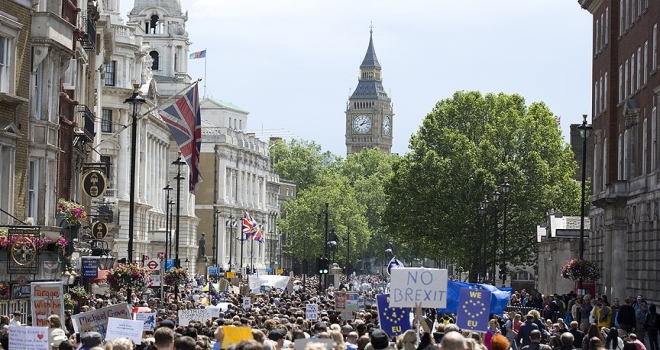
top-left (382, 91), bottom-right (581, 275)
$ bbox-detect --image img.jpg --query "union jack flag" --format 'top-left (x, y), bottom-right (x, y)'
top-left (242, 211), bottom-right (256, 238)
top-left (160, 83), bottom-right (202, 193)
top-left (252, 225), bottom-right (264, 243)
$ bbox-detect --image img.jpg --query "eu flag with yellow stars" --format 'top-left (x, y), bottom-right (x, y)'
top-left (456, 287), bottom-right (491, 332)
top-left (376, 294), bottom-right (411, 336)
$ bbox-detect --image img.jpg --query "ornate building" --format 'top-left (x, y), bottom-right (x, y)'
top-left (579, 0), bottom-right (660, 301)
top-left (345, 28), bottom-right (393, 155)
top-left (196, 98), bottom-right (284, 275)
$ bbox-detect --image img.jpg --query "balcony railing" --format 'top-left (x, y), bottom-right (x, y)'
top-left (76, 105), bottom-right (95, 142)
top-left (32, 12), bottom-right (76, 53)
top-left (77, 11), bottom-right (96, 51)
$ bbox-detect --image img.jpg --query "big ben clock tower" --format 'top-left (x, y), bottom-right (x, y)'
top-left (345, 27), bottom-right (393, 155)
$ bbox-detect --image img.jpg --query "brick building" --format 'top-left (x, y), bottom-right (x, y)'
top-left (579, 0), bottom-right (660, 301)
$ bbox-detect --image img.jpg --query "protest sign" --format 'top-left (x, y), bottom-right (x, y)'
top-left (346, 292), bottom-right (359, 310)
top-left (222, 326), bottom-right (253, 348)
top-left (376, 294), bottom-right (411, 336)
top-left (30, 282), bottom-right (64, 328)
top-left (106, 317), bottom-right (144, 345)
top-left (294, 338), bottom-right (334, 350)
top-left (456, 288), bottom-right (491, 331)
top-left (8, 326), bottom-right (49, 350)
top-left (306, 303), bottom-right (318, 321)
top-left (243, 297), bottom-right (251, 309)
top-left (178, 308), bottom-right (212, 326)
top-left (71, 303), bottom-right (131, 336)
top-left (206, 306), bottom-right (221, 319)
top-left (390, 268), bottom-right (448, 308)
top-left (133, 312), bottom-right (157, 331)
top-left (335, 292), bottom-right (346, 309)
top-left (247, 275), bottom-right (291, 292)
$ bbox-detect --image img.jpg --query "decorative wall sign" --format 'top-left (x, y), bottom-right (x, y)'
top-left (81, 170), bottom-right (107, 198)
top-left (7, 227), bottom-right (40, 275)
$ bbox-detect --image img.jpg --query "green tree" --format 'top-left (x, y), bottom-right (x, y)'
top-left (269, 138), bottom-right (341, 192)
top-left (382, 91), bottom-right (581, 281)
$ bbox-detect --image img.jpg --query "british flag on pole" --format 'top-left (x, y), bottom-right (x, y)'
top-left (159, 83), bottom-right (202, 193)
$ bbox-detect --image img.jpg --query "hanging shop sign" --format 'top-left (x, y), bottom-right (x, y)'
top-left (91, 221), bottom-right (108, 240)
top-left (81, 170), bottom-right (107, 198)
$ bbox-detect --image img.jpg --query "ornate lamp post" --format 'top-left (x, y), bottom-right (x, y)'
top-left (123, 83), bottom-right (145, 303)
top-left (491, 188), bottom-right (500, 284)
top-left (500, 178), bottom-right (511, 287)
top-left (577, 114), bottom-right (592, 294)
top-left (163, 183), bottom-right (173, 261)
top-left (212, 210), bottom-right (221, 266)
top-left (172, 155), bottom-right (186, 268)
top-left (478, 196), bottom-right (488, 282)
top-left (225, 214), bottom-right (237, 271)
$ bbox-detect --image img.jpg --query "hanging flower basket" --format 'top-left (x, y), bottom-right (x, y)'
top-left (164, 267), bottom-right (189, 287)
top-left (0, 282), bottom-right (9, 300)
top-left (57, 199), bottom-right (87, 227)
top-left (561, 259), bottom-right (601, 281)
top-left (63, 293), bottom-right (75, 310)
top-left (0, 228), bottom-right (55, 253)
top-left (68, 285), bottom-right (90, 306)
top-left (55, 235), bottom-right (70, 254)
top-left (105, 263), bottom-right (152, 293)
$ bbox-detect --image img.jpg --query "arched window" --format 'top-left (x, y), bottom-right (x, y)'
top-left (150, 51), bottom-right (159, 70)
top-left (150, 15), bottom-right (159, 34)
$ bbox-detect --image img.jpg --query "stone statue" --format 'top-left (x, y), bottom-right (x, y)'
top-left (198, 233), bottom-right (205, 257)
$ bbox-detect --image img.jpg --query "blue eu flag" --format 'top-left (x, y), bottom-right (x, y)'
top-left (376, 294), bottom-right (411, 337)
top-left (437, 281), bottom-right (511, 315)
top-left (456, 287), bottom-right (491, 332)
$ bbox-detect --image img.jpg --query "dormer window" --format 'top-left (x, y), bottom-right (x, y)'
top-left (150, 51), bottom-right (159, 70)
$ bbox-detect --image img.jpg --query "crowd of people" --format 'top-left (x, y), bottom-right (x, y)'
top-left (0, 273), bottom-right (657, 350)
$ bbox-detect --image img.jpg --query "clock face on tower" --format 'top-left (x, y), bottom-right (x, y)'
top-left (383, 116), bottom-right (391, 136)
top-left (353, 115), bottom-right (372, 134)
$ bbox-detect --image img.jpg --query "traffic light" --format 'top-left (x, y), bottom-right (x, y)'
top-left (318, 257), bottom-right (329, 274)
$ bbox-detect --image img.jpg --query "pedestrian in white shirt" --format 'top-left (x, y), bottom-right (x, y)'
top-left (9, 312), bottom-right (21, 326)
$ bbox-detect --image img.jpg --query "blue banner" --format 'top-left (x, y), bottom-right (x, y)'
top-left (82, 258), bottom-right (99, 278)
top-left (437, 281), bottom-right (511, 315)
top-left (376, 294), bottom-right (411, 337)
top-left (456, 287), bottom-right (491, 331)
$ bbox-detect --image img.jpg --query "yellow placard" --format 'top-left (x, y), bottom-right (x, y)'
top-left (226, 271), bottom-right (235, 279)
top-left (277, 269), bottom-right (283, 275)
top-left (222, 326), bottom-right (254, 348)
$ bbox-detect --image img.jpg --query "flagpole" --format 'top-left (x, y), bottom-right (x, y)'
top-left (91, 79), bottom-right (202, 151)
top-left (204, 48), bottom-right (207, 99)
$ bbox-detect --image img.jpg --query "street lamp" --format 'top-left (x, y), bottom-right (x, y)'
top-left (500, 177), bottom-right (511, 287)
top-left (163, 183), bottom-right (173, 261)
top-left (477, 196), bottom-right (488, 282)
top-left (167, 198), bottom-right (175, 260)
top-left (577, 114), bottom-right (592, 294)
top-left (225, 214), bottom-right (237, 271)
top-left (172, 154), bottom-right (186, 268)
top-left (123, 83), bottom-right (145, 303)
top-left (212, 210), bottom-right (221, 266)
top-left (491, 187), bottom-right (500, 284)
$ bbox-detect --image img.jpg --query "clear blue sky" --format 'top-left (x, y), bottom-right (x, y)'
top-left (120, 0), bottom-right (593, 156)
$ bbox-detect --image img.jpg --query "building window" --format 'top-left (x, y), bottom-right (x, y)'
top-left (652, 107), bottom-right (657, 170)
top-left (101, 109), bottom-right (112, 133)
top-left (619, 0), bottom-right (624, 36)
top-left (0, 140), bottom-right (16, 224)
top-left (594, 80), bottom-right (599, 114)
top-left (100, 155), bottom-right (113, 184)
top-left (605, 7), bottom-right (609, 45)
top-left (625, 59), bottom-right (629, 97)
top-left (643, 118), bottom-right (647, 174)
top-left (150, 51), bottom-right (159, 70)
top-left (0, 36), bottom-right (10, 93)
top-left (631, 54), bottom-right (635, 94)
top-left (644, 41), bottom-right (649, 84)
top-left (602, 138), bottom-right (607, 189)
top-left (599, 76), bottom-right (604, 112)
top-left (604, 72), bottom-right (608, 109)
top-left (619, 65), bottom-right (623, 103)
top-left (637, 47), bottom-right (642, 90)
top-left (27, 160), bottom-right (38, 221)
top-left (654, 24), bottom-right (658, 70)
top-left (595, 18), bottom-right (600, 54)
top-left (104, 61), bottom-right (116, 86)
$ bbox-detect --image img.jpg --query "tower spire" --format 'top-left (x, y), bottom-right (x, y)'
top-left (361, 22), bottom-right (380, 68)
